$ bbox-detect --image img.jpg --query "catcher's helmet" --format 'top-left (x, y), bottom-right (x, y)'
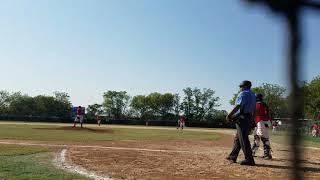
top-left (239, 80), bottom-right (252, 88)
top-left (256, 93), bottom-right (263, 101)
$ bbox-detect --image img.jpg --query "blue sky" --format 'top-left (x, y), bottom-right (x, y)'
top-left (0, 0), bottom-right (319, 111)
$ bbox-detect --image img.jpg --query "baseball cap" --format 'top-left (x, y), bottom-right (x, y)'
top-left (239, 80), bottom-right (252, 88)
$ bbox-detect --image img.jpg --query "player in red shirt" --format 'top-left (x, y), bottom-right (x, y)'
top-left (311, 123), bottom-right (319, 137)
top-left (251, 94), bottom-right (272, 159)
top-left (272, 120), bottom-right (278, 134)
top-left (177, 115), bottom-right (186, 130)
top-left (73, 106), bottom-right (84, 128)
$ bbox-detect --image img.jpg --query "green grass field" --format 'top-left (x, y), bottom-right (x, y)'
top-left (0, 123), bottom-right (221, 179)
top-left (2, 123), bottom-right (320, 179)
top-left (0, 145), bottom-right (88, 180)
top-left (271, 131), bottom-right (320, 148)
top-left (302, 136), bottom-right (320, 147)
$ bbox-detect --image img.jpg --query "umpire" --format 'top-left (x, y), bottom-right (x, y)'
top-left (226, 80), bottom-right (256, 166)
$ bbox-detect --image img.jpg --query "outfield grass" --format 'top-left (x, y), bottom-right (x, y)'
top-left (301, 136), bottom-right (320, 148)
top-left (0, 124), bottom-right (220, 142)
top-left (0, 123), bottom-right (221, 179)
top-left (271, 131), bottom-right (320, 148)
top-left (0, 145), bottom-right (88, 180)
top-left (270, 133), bottom-right (289, 145)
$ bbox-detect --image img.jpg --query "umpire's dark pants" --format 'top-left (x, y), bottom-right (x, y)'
top-left (228, 116), bottom-right (254, 162)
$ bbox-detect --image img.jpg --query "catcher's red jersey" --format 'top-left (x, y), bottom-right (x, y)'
top-left (255, 102), bottom-right (270, 123)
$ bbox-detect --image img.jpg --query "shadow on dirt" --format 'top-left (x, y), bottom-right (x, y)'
top-left (256, 164), bottom-right (320, 172)
top-left (271, 158), bottom-right (320, 166)
top-left (33, 126), bottom-right (114, 134)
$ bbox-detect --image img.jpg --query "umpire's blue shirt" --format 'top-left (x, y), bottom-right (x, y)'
top-left (236, 89), bottom-right (256, 114)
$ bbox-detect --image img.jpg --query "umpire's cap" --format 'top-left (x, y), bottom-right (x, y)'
top-left (239, 80), bottom-right (252, 88)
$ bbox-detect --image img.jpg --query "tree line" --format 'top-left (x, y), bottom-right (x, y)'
top-left (1, 75), bottom-right (320, 125)
top-left (229, 83), bottom-right (288, 118)
top-left (86, 87), bottom-right (226, 126)
top-left (229, 75), bottom-right (320, 119)
top-left (0, 91), bottom-right (72, 118)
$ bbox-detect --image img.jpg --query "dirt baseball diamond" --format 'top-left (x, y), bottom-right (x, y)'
top-left (66, 132), bottom-right (320, 180)
top-left (1, 123), bottom-right (320, 180)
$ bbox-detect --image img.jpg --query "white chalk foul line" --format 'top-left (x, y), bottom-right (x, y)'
top-left (2, 140), bottom-right (320, 153)
top-left (301, 146), bottom-right (320, 150)
top-left (54, 149), bottom-right (112, 180)
top-left (0, 141), bottom-right (192, 153)
top-left (0, 141), bottom-right (193, 180)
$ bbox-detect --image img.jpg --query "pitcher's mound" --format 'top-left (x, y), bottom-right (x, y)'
top-left (34, 126), bottom-right (113, 134)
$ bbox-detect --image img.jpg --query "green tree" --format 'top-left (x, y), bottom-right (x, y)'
top-left (229, 91), bottom-right (240, 106)
top-left (6, 92), bottom-right (72, 117)
top-left (53, 91), bottom-right (72, 117)
top-left (198, 88), bottom-right (220, 121)
top-left (158, 93), bottom-right (175, 117)
top-left (54, 92), bottom-right (71, 105)
top-left (303, 76), bottom-right (320, 119)
top-left (206, 109), bottom-right (228, 127)
top-left (229, 83), bottom-right (287, 118)
top-left (131, 92), bottom-right (176, 120)
top-left (103, 91), bottom-right (130, 119)
top-left (146, 92), bottom-right (162, 116)
top-left (130, 95), bottom-right (149, 118)
top-left (0, 90), bottom-right (10, 114)
top-left (181, 87), bottom-right (220, 122)
top-left (181, 87), bottom-right (195, 121)
top-left (33, 95), bottom-right (56, 116)
top-left (173, 93), bottom-right (181, 118)
top-left (7, 93), bottom-right (34, 115)
top-left (86, 103), bottom-right (103, 119)
top-left (253, 84), bottom-right (287, 118)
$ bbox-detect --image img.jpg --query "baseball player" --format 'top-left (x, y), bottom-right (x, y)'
top-left (180, 115), bottom-right (186, 130)
top-left (177, 115), bottom-right (186, 130)
top-left (251, 94), bottom-right (272, 159)
top-left (176, 116), bottom-right (180, 129)
top-left (272, 120), bottom-right (278, 134)
top-left (96, 115), bottom-right (102, 127)
top-left (311, 123), bottom-right (318, 137)
top-left (73, 106), bottom-right (84, 128)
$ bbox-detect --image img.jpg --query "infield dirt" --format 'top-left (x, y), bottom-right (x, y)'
top-left (68, 133), bottom-right (320, 180)
top-left (1, 124), bottom-right (320, 180)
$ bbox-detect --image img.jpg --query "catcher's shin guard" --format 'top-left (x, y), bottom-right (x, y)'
top-left (252, 143), bottom-right (259, 157)
top-left (261, 137), bottom-right (272, 159)
top-left (252, 134), bottom-right (260, 156)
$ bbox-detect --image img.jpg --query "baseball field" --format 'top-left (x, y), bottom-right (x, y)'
top-left (1, 122), bottom-right (320, 180)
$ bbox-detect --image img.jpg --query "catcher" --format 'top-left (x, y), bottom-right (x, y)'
top-left (251, 93), bottom-right (272, 159)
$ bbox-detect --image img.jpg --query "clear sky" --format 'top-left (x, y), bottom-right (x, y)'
top-left (0, 0), bottom-right (319, 111)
